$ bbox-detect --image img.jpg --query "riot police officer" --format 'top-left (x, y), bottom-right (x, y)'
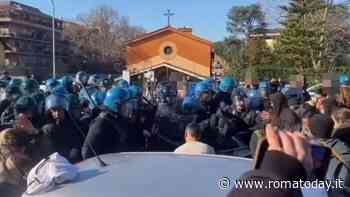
top-left (45, 78), bottom-right (60, 94)
top-left (75, 71), bottom-right (89, 87)
top-left (0, 82), bottom-right (22, 127)
top-left (82, 87), bottom-right (130, 159)
top-left (21, 79), bottom-right (45, 117)
top-left (212, 77), bottom-right (236, 111)
top-left (193, 81), bottom-right (216, 123)
top-left (58, 76), bottom-right (82, 120)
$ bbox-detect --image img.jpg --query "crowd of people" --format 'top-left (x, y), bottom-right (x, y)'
top-left (0, 69), bottom-right (350, 196)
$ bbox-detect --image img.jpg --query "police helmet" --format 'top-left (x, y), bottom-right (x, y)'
top-left (90, 91), bottom-right (106, 109)
top-left (339, 74), bottom-right (350, 87)
top-left (21, 79), bottom-right (39, 95)
top-left (5, 85), bottom-right (22, 98)
top-left (128, 85), bottom-right (142, 99)
top-left (101, 78), bottom-right (113, 88)
top-left (247, 89), bottom-right (264, 111)
top-left (14, 96), bottom-right (37, 114)
top-left (116, 80), bottom-right (129, 89)
top-left (194, 81), bottom-right (211, 98)
top-left (88, 74), bottom-right (100, 86)
top-left (45, 94), bottom-right (69, 111)
top-left (219, 77), bottom-right (236, 93)
top-left (76, 71), bottom-right (89, 85)
top-left (51, 85), bottom-right (69, 97)
top-left (46, 78), bottom-right (60, 92)
top-left (103, 87), bottom-right (130, 113)
top-left (59, 76), bottom-right (74, 92)
top-left (8, 79), bottom-right (22, 88)
top-left (0, 80), bottom-right (8, 88)
top-left (159, 84), bottom-right (171, 98)
top-left (259, 80), bottom-right (271, 95)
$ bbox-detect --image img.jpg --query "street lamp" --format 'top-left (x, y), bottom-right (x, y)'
top-left (50, 0), bottom-right (56, 78)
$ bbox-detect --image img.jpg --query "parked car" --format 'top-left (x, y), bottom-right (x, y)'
top-left (22, 153), bottom-right (251, 197)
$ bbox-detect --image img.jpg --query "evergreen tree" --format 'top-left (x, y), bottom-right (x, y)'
top-left (274, 0), bottom-right (350, 79)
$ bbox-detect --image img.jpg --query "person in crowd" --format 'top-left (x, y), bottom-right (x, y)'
top-left (193, 81), bottom-right (216, 123)
top-left (316, 97), bottom-right (338, 117)
top-left (152, 83), bottom-right (185, 151)
top-left (125, 85), bottom-right (149, 151)
top-left (174, 123), bottom-right (215, 155)
top-left (270, 78), bottom-right (280, 94)
top-left (282, 80), bottom-right (305, 111)
top-left (42, 94), bottom-right (83, 163)
top-left (338, 74), bottom-right (350, 109)
top-left (229, 124), bottom-right (312, 197)
top-left (233, 97), bottom-right (263, 132)
top-left (58, 76), bottom-right (82, 120)
top-left (326, 108), bottom-right (350, 188)
top-left (82, 87), bottom-right (130, 159)
top-left (115, 79), bottom-right (129, 89)
top-left (79, 90), bottom-right (105, 131)
top-left (0, 84), bottom-right (23, 126)
top-left (45, 78), bottom-right (60, 95)
top-left (182, 96), bottom-right (201, 115)
top-left (0, 128), bottom-right (36, 196)
top-left (247, 88), bottom-right (265, 112)
top-left (262, 92), bottom-right (302, 132)
top-left (207, 95), bottom-right (262, 154)
top-left (155, 83), bottom-right (178, 120)
top-left (212, 77), bottom-right (236, 110)
top-left (302, 113), bottom-right (334, 140)
top-left (20, 79), bottom-right (45, 117)
top-left (0, 71), bottom-right (11, 81)
top-left (75, 71), bottom-right (89, 87)
top-left (15, 96), bottom-right (44, 129)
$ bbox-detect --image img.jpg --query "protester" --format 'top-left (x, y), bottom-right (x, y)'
top-left (229, 124), bottom-right (311, 197)
top-left (0, 128), bottom-right (36, 195)
top-left (326, 108), bottom-right (350, 188)
top-left (174, 123), bottom-right (215, 155)
top-left (317, 97), bottom-right (338, 117)
top-left (0, 71), bottom-right (11, 81)
top-left (263, 92), bottom-right (302, 131)
top-left (2, 70), bottom-right (350, 196)
top-left (338, 86), bottom-right (350, 109)
top-left (42, 94), bottom-right (83, 163)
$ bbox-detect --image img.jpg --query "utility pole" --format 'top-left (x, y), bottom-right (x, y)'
top-left (50, 0), bottom-right (56, 78)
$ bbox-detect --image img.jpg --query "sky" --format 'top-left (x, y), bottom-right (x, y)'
top-left (14, 0), bottom-right (348, 42)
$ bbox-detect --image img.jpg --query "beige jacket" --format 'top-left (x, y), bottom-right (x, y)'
top-left (174, 141), bottom-right (215, 155)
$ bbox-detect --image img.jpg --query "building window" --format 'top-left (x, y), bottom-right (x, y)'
top-left (163, 46), bottom-right (173, 55)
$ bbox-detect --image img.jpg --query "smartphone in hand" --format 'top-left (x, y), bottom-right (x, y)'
top-left (252, 138), bottom-right (332, 180)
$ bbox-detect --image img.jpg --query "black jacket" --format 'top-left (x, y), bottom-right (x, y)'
top-left (82, 111), bottom-right (128, 160)
top-left (212, 91), bottom-right (232, 112)
top-left (42, 118), bottom-right (84, 163)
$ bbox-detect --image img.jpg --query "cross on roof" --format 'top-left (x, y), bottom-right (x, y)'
top-left (164, 9), bottom-right (175, 27)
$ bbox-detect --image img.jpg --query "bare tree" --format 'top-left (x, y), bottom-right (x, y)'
top-left (64, 6), bottom-right (145, 72)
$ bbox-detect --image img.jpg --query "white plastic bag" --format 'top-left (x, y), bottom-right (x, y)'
top-left (26, 152), bottom-right (79, 195)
